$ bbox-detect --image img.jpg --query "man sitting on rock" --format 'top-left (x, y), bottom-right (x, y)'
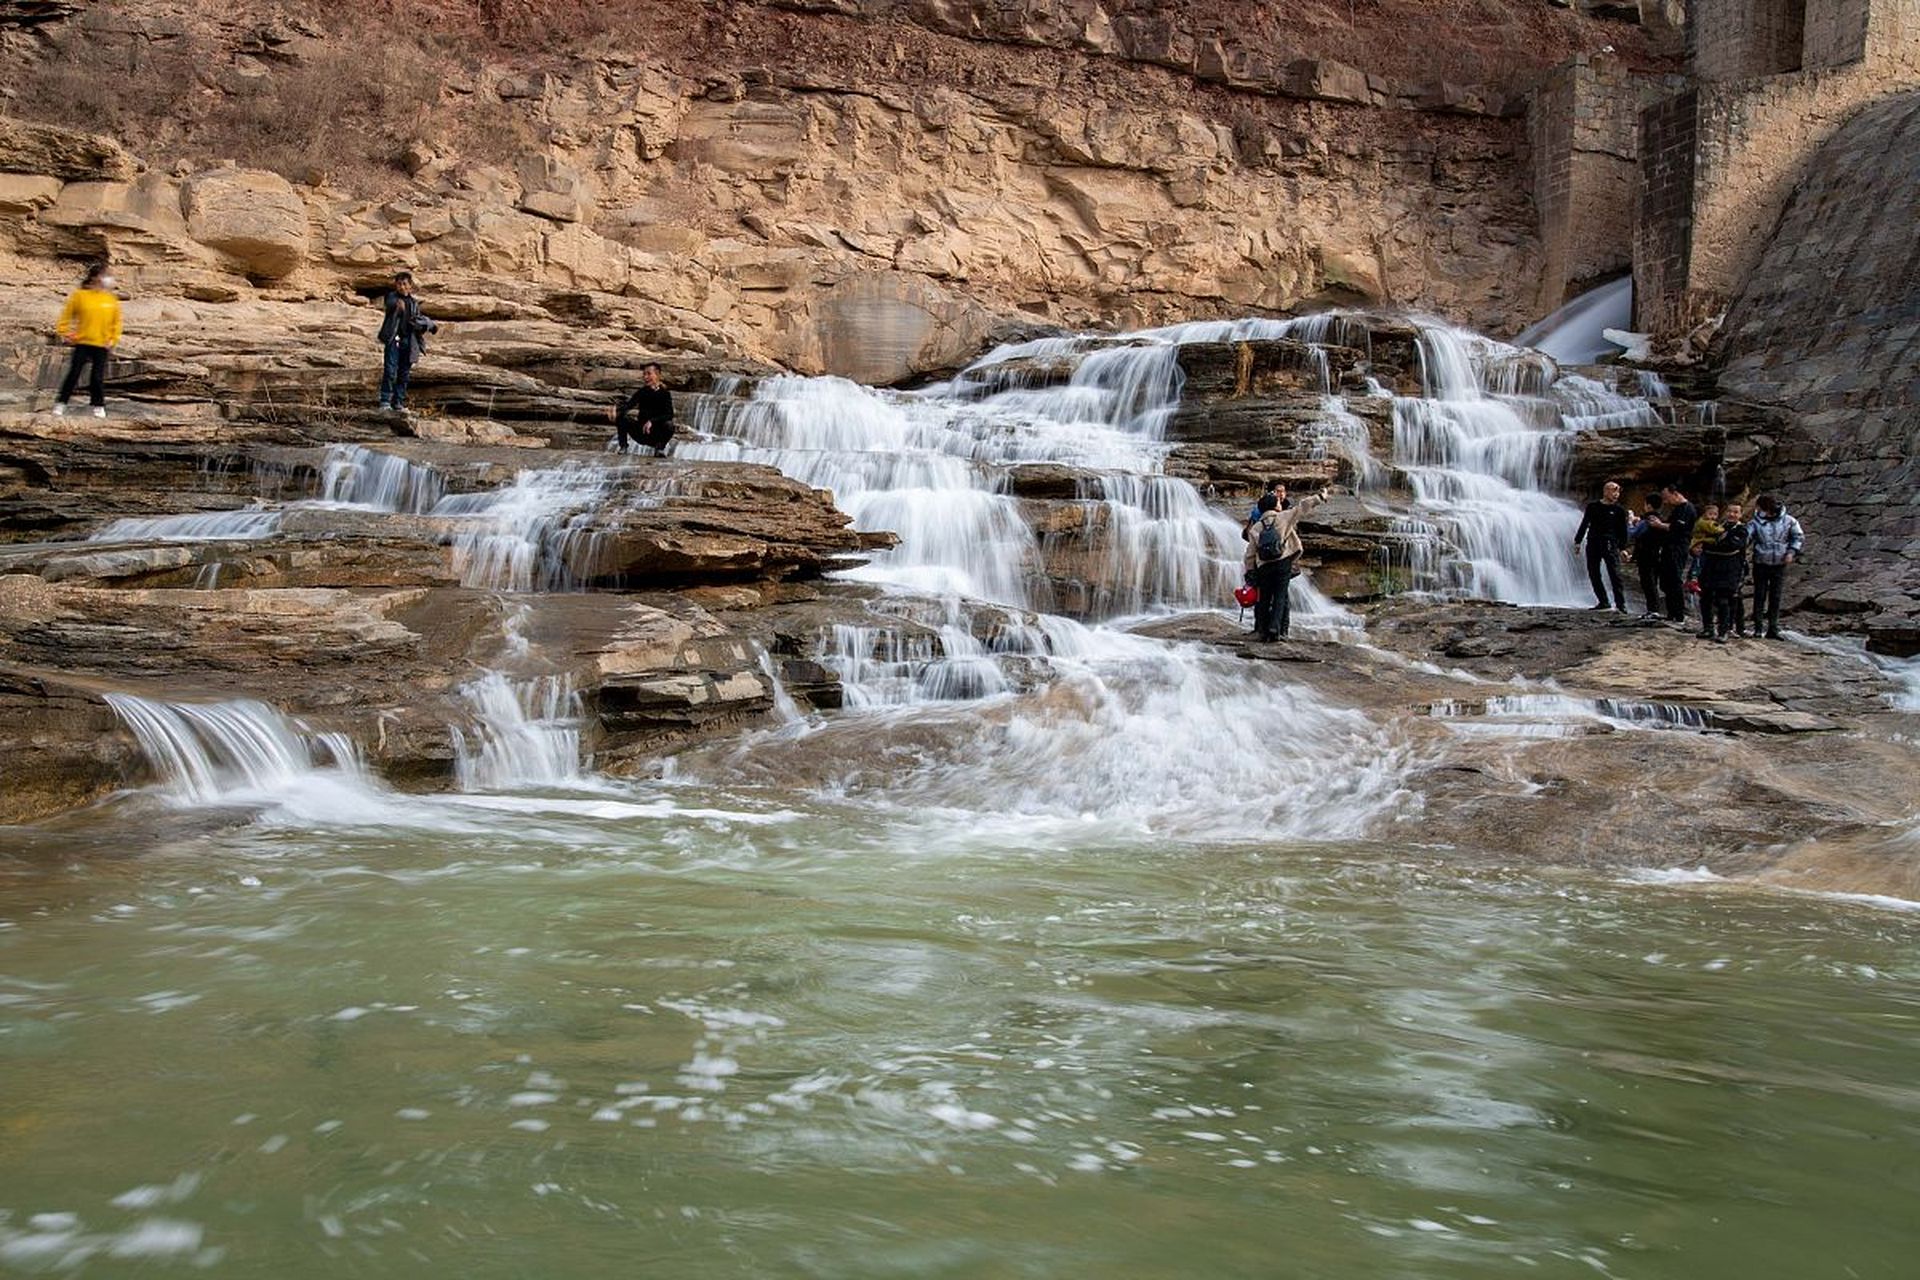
top-left (614, 363), bottom-right (676, 453)
top-left (1747, 494), bottom-right (1806, 641)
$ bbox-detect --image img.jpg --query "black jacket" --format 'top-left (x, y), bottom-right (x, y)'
top-left (1699, 522), bottom-right (1750, 589)
top-left (1575, 500), bottom-right (1630, 552)
top-left (377, 290), bottom-right (432, 357)
top-left (617, 384), bottom-right (673, 429)
top-left (1659, 500), bottom-right (1697, 560)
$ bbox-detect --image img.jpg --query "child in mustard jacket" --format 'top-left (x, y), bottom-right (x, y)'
top-left (53, 262), bottom-right (123, 418)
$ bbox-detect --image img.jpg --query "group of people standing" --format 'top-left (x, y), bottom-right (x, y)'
top-left (1574, 480), bottom-right (1807, 641)
top-left (46, 265), bottom-right (677, 452)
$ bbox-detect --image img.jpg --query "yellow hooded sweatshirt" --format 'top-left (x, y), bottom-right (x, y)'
top-left (56, 287), bottom-right (123, 348)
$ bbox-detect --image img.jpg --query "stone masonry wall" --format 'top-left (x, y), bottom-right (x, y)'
top-left (1803, 0), bottom-right (1874, 68)
top-left (1631, 89), bottom-right (1698, 334)
top-left (1530, 56), bottom-right (1679, 314)
top-left (1689, 0), bottom-right (1807, 80)
top-left (1716, 90), bottom-right (1920, 649)
top-left (1639, 0), bottom-right (1920, 335)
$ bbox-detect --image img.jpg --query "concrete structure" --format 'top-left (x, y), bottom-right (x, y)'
top-left (1634, 0), bottom-right (1920, 336)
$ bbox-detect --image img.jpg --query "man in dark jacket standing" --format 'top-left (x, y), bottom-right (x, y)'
top-left (1573, 479), bottom-right (1631, 612)
top-left (376, 271), bottom-right (431, 413)
top-left (615, 363), bottom-right (675, 453)
top-left (1646, 483), bottom-right (1698, 624)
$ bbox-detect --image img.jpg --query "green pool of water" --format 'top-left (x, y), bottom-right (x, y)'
top-left (2, 785), bottom-right (1916, 1278)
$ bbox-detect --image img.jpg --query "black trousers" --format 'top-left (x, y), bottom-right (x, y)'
top-left (1751, 563), bottom-right (1787, 635)
top-left (57, 343), bottom-right (110, 407)
top-left (1659, 548), bottom-right (1688, 622)
top-left (1252, 557), bottom-right (1294, 639)
top-left (1704, 587), bottom-right (1740, 636)
top-left (1585, 544), bottom-right (1625, 609)
top-left (617, 418), bottom-right (676, 452)
top-left (1635, 551), bottom-right (1662, 615)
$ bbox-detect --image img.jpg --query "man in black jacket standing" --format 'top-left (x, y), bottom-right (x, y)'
top-left (615, 363), bottom-right (675, 453)
top-left (376, 270), bottom-right (431, 413)
top-left (1646, 483), bottom-right (1698, 624)
top-left (1572, 479), bottom-right (1630, 612)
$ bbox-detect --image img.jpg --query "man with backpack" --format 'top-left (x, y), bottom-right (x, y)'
top-left (376, 270), bottom-right (435, 414)
top-left (1746, 494), bottom-right (1806, 640)
top-left (1242, 487), bottom-right (1328, 642)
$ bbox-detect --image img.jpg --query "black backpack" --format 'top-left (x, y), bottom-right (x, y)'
top-left (1256, 518), bottom-right (1284, 562)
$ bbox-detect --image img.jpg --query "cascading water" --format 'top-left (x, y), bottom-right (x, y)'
top-left (451, 671), bottom-right (587, 790)
top-left (104, 694), bottom-right (365, 804)
top-left (89, 510), bottom-right (284, 543)
top-left (319, 444), bottom-right (447, 513)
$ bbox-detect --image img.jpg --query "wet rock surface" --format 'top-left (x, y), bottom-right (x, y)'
top-left (1144, 602), bottom-right (1920, 897)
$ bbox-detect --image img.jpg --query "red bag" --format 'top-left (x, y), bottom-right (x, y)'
top-left (1233, 585), bottom-right (1258, 607)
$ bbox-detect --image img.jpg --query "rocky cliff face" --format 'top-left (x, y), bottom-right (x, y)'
top-left (0, 0), bottom-right (1672, 381)
top-left (1716, 90), bottom-right (1920, 655)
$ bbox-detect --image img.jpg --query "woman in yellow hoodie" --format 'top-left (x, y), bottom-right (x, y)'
top-left (52, 262), bottom-right (123, 418)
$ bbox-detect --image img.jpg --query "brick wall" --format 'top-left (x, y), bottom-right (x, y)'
top-left (1631, 89), bottom-right (1697, 331)
top-left (1638, 0), bottom-right (1920, 335)
top-left (1530, 57), bottom-right (1675, 316)
top-left (1689, 0), bottom-right (1807, 80)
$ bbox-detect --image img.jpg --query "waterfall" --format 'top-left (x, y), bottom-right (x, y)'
top-left (1386, 325), bottom-right (1589, 605)
top-left (438, 464), bottom-right (619, 592)
top-left (105, 694), bottom-right (365, 804)
top-left (451, 672), bottom-right (586, 790)
top-left (1513, 276), bottom-right (1633, 365)
top-left (89, 510), bottom-right (284, 543)
top-left (319, 444), bottom-right (446, 513)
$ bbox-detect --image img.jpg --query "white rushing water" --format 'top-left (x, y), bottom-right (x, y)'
top-left (104, 694), bottom-right (365, 805)
top-left (1513, 276), bottom-right (1633, 365)
top-left (451, 672), bottom-right (588, 791)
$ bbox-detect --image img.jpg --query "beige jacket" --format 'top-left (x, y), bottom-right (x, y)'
top-left (1243, 494), bottom-right (1324, 570)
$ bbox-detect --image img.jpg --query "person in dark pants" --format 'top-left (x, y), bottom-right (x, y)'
top-left (1241, 488), bottom-right (1328, 641)
top-left (52, 262), bottom-right (123, 419)
top-left (614, 362), bottom-right (675, 452)
top-left (1697, 500), bottom-right (1749, 642)
top-left (1573, 479), bottom-right (1631, 612)
top-left (376, 271), bottom-right (433, 412)
top-left (1746, 493), bottom-right (1806, 640)
top-left (1646, 483), bottom-right (1697, 623)
top-left (1627, 494), bottom-right (1665, 618)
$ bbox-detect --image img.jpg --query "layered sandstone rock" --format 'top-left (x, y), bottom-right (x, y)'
top-left (0, 0), bottom-right (1676, 382)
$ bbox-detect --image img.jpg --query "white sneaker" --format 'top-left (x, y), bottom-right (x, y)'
top-left (52, 402), bottom-right (67, 416)
top-left (92, 407), bottom-right (107, 419)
